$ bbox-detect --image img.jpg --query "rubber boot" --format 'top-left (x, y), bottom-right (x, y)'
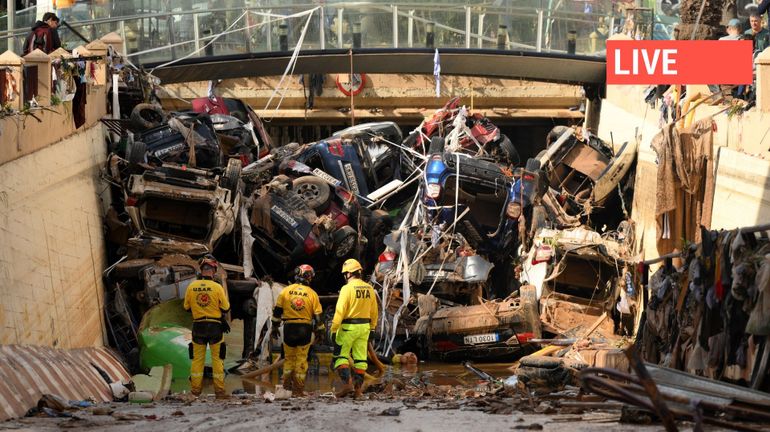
top-left (353, 371), bottom-right (365, 399)
top-left (334, 367), bottom-right (354, 398)
top-left (292, 374), bottom-right (306, 397)
top-left (215, 390), bottom-right (230, 400)
top-left (282, 371), bottom-right (294, 391)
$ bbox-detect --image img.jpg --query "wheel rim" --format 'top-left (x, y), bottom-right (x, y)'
top-left (336, 235), bottom-right (356, 257)
top-left (297, 183), bottom-right (320, 202)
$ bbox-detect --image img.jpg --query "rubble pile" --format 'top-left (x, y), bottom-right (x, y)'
top-left (638, 224), bottom-right (770, 388)
top-left (100, 94), bottom-right (643, 401)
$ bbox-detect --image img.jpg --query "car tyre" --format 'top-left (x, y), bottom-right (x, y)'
top-left (130, 103), bottom-right (165, 130)
top-left (497, 134), bottom-right (521, 166)
top-left (220, 158), bottom-right (242, 203)
top-left (333, 226), bottom-right (358, 258)
top-left (292, 176), bottom-right (331, 212)
top-left (125, 140), bottom-right (146, 166)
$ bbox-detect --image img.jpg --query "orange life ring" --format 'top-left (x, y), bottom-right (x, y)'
top-left (335, 73), bottom-right (367, 96)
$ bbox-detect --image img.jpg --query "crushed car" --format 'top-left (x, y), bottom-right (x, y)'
top-left (123, 160), bottom-right (241, 254)
top-left (248, 172), bottom-right (392, 293)
top-left (536, 125), bottom-right (637, 219)
top-left (404, 97), bottom-right (520, 165)
top-left (407, 288), bottom-right (541, 362)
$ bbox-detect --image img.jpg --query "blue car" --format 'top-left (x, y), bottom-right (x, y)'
top-left (423, 137), bottom-right (547, 266)
top-left (293, 122), bottom-right (405, 201)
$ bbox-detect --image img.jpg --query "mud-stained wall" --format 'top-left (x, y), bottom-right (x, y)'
top-left (599, 84), bottom-right (770, 262)
top-left (0, 124), bottom-right (108, 348)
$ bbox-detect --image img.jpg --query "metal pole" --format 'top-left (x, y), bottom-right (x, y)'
top-left (168, 14), bottom-right (176, 60)
top-left (337, 8), bottom-right (343, 48)
top-left (536, 9), bottom-right (543, 52)
top-left (193, 13), bottom-right (201, 56)
top-left (320, 4), bottom-right (325, 49)
top-left (266, 10), bottom-right (272, 51)
top-left (392, 5), bottom-right (398, 48)
top-left (609, 16), bottom-right (616, 37)
top-left (119, 20), bottom-right (127, 56)
top-left (408, 9), bottom-right (414, 48)
top-left (477, 13), bottom-right (484, 48)
top-left (7, 0), bottom-right (16, 53)
top-left (465, 6), bottom-right (471, 49)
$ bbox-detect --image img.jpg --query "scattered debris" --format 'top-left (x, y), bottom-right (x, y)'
top-left (379, 407), bottom-right (401, 416)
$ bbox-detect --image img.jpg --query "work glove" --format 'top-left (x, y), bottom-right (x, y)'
top-left (369, 330), bottom-right (376, 343)
top-left (220, 318), bottom-right (231, 334)
top-left (270, 325), bottom-right (281, 340)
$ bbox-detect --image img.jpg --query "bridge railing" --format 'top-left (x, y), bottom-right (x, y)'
top-left (2, 2), bottom-right (613, 67)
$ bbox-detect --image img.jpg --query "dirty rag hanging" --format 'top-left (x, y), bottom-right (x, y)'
top-left (651, 117), bottom-right (715, 255)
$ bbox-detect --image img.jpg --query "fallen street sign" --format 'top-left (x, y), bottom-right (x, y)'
top-left (606, 40), bottom-right (753, 85)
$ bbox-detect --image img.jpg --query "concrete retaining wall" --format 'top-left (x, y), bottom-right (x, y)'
top-left (598, 84), bottom-right (770, 261)
top-left (0, 124), bottom-right (108, 348)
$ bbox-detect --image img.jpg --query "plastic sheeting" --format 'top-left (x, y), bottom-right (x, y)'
top-left (0, 345), bottom-right (130, 420)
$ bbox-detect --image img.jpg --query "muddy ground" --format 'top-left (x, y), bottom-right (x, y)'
top-left (1, 396), bottom-right (665, 432)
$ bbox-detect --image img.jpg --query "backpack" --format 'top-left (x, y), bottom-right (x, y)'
top-left (23, 28), bottom-right (48, 56)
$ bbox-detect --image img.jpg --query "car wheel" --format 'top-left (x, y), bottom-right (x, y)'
top-left (130, 103), bottom-right (165, 130)
top-left (292, 176), bottom-right (331, 212)
top-left (497, 135), bottom-right (521, 166)
top-left (333, 226), bottom-right (358, 258)
top-left (125, 140), bottom-right (146, 166)
top-left (220, 158), bottom-right (242, 203)
top-left (546, 125), bottom-right (571, 147)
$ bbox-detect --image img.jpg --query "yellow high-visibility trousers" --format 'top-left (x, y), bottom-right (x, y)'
top-left (283, 343), bottom-right (311, 383)
top-left (333, 323), bottom-right (369, 373)
top-left (190, 340), bottom-right (225, 395)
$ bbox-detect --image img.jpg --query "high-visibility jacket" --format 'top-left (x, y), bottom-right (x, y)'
top-left (331, 277), bottom-right (378, 333)
top-left (184, 278), bottom-right (230, 323)
top-left (273, 283), bottom-right (322, 324)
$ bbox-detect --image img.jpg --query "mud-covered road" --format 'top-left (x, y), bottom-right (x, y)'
top-left (1, 396), bottom-right (661, 432)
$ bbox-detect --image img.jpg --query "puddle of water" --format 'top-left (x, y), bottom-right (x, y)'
top-left (170, 320), bottom-right (516, 395)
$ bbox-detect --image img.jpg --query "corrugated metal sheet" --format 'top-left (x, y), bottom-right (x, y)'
top-left (0, 345), bottom-right (131, 421)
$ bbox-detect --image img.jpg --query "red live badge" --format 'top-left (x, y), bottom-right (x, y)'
top-left (607, 40), bottom-right (754, 85)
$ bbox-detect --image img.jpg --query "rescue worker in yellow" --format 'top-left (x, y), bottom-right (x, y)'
top-left (331, 258), bottom-right (378, 398)
top-left (183, 256), bottom-right (231, 398)
top-left (270, 264), bottom-right (324, 397)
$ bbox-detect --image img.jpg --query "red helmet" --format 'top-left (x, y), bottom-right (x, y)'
top-left (199, 255), bottom-right (219, 272)
top-left (294, 264), bottom-right (315, 283)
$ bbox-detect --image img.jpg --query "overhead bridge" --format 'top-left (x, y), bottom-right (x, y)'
top-left (145, 48), bottom-right (606, 88)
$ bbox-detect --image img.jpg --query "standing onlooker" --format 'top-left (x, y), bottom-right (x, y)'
top-left (745, 12), bottom-right (770, 53)
top-left (720, 18), bottom-right (744, 40)
top-left (23, 12), bottom-right (61, 55)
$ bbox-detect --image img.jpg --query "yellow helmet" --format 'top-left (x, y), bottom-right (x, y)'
top-left (341, 258), bottom-right (363, 274)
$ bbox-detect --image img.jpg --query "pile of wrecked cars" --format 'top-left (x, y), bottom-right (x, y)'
top-left (100, 96), bottom-right (639, 383)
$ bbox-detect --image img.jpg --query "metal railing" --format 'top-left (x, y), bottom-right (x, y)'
top-left (2, 1), bottom-right (614, 64)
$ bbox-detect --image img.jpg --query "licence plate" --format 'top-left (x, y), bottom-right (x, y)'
top-left (312, 168), bottom-right (342, 186)
top-left (463, 333), bottom-right (499, 345)
top-left (271, 205), bottom-right (298, 228)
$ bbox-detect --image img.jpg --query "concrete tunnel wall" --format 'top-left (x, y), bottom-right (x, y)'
top-left (0, 124), bottom-right (110, 348)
